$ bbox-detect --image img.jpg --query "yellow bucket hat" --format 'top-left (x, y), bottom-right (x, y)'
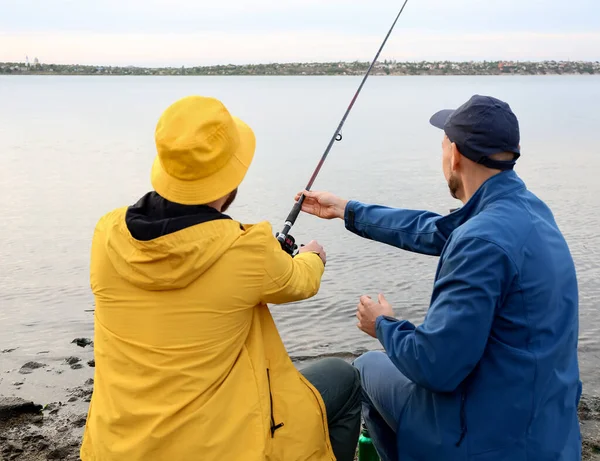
top-left (151, 95), bottom-right (256, 205)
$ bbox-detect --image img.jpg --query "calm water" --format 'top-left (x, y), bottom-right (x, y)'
top-left (1, 75), bottom-right (599, 393)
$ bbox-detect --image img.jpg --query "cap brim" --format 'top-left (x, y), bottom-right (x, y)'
top-left (429, 109), bottom-right (455, 129)
top-left (150, 117), bottom-right (256, 205)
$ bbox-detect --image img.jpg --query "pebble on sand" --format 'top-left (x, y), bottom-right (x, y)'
top-left (64, 357), bottom-right (81, 366)
top-left (0, 397), bottom-right (43, 422)
top-left (71, 338), bottom-right (93, 348)
top-left (18, 361), bottom-right (47, 375)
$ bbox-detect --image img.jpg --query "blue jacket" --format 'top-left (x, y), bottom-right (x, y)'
top-left (345, 171), bottom-right (581, 461)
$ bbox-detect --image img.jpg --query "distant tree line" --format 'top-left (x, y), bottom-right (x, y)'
top-left (1, 60), bottom-right (599, 76)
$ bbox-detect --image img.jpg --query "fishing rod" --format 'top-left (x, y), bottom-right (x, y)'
top-left (276, 0), bottom-right (410, 255)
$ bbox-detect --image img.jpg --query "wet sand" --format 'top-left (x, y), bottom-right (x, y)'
top-left (1, 340), bottom-right (599, 461)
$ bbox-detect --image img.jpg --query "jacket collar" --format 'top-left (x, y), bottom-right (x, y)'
top-left (435, 170), bottom-right (525, 238)
top-left (126, 192), bottom-right (235, 242)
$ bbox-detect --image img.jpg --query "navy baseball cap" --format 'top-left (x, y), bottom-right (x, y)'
top-left (429, 95), bottom-right (520, 170)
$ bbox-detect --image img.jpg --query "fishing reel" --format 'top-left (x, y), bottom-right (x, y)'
top-left (276, 232), bottom-right (300, 257)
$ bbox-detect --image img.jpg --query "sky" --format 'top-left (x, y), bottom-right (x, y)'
top-left (1, 0), bottom-right (599, 66)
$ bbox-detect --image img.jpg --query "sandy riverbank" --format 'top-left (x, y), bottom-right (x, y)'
top-left (1, 339), bottom-right (599, 460)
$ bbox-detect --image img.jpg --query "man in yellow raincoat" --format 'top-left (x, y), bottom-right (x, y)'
top-left (80, 95), bottom-right (361, 461)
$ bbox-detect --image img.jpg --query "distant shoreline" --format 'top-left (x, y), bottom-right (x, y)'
top-left (2, 60), bottom-right (599, 77)
top-left (2, 73), bottom-right (599, 78)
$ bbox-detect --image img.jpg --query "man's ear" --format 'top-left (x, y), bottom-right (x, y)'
top-left (450, 142), bottom-right (461, 172)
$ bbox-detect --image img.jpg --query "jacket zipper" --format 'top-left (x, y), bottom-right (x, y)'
top-left (456, 389), bottom-right (467, 447)
top-left (266, 369), bottom-right (284, 437)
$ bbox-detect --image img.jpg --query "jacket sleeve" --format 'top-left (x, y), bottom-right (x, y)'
top-left (260, 231), bottom-right (325, 305)
top-left (375, 237), bottom-right (516, 393)
top-left (344, 200), bottom-right (448, 256)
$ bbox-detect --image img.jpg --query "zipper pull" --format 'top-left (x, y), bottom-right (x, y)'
top-left (271, 422), bottom-right (284, 437)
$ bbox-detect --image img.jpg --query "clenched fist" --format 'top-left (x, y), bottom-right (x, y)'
top-left (298, 240), bottom-right (327, 266)
top-left (356, 294), bottom-right (395, 338)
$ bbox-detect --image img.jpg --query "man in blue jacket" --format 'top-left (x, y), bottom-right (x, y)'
top-left (296, 95), bottom-right (582, 460)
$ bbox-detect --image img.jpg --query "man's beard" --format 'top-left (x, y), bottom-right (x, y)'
top-left (447, 173), bottom-right (461, 200)
top-left (221, 188), bottom-right (238, 213)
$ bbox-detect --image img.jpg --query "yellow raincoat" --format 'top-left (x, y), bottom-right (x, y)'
top-left (80, 206), bottom-right (335, 461)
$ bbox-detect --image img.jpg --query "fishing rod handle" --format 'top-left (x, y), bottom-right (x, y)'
top-left (277, 198), bottom-right (304, 240)
top-left (285, 199), bottom-right (304, 226)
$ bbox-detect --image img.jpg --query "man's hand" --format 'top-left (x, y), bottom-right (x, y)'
top-left (356, 294), bottom-right (394, 338)
top-left (298, 240), bottom-right (327, 266)
top-left (294, 190), bottom-right (348, 220)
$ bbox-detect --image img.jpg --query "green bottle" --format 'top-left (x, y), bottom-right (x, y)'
top-left (358, 426), bottom-right (379, 461)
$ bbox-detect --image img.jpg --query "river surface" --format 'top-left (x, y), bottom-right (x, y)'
top-left (1, 75), bottom-right (599, 395)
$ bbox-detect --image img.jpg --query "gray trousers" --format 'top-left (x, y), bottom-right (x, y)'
top-left (299, 358), bottom-right (362, 461)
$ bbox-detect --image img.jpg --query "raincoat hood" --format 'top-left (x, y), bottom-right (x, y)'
top-left (104, 192), bottom-right (242, 291)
